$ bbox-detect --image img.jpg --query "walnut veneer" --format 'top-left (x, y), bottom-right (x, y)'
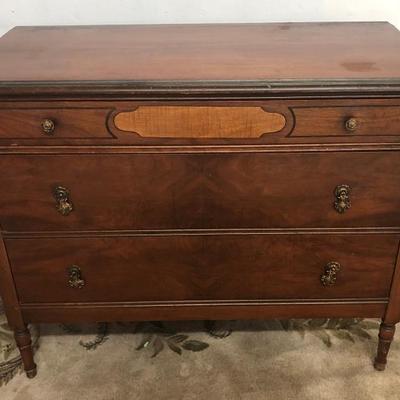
top-left (1, 22), bottom-right (400, 378)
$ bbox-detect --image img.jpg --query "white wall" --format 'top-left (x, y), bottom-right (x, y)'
top-left (0, 0), bottom-right (399, 37)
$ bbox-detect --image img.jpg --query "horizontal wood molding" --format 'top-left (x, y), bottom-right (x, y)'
top-left (2, 80), bottom-right (400, 101)
top-left (4, 227), bottom-right (400, 239)
top-left (114, 106), bottom-right (286, 138)
top-left (2, 144), bottom-right (400, 155)
top-left (21, 302), bottom-right (387, 323)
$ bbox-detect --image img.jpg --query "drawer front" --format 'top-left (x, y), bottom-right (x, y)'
top-left (0, 108), bottom-right (111, 139)
top-left (1, 102), bottom-right (400, 145)
top-left (1, 152), bottom-right (400, 231)
top-left (291, 106), bottom-right (400, 137)
top-left (7, 234), bottom-right (398, 303)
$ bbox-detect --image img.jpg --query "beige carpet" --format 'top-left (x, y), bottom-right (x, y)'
top-left (1, 318), bottom-right (400, 400)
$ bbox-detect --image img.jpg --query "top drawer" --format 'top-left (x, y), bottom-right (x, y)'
top-left (290, 105), bottom-right (400, 137)
top-left (0, 108), bottom-right (111, 139)
top-left (1, 101), bottom-right (400, 145)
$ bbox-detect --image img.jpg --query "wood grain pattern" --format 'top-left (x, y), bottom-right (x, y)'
top-left (291, 106), bottom-right (400, 136)
top-left (0, 23), bottom-right (400, 83)
top-left (7, 234), bottom-right (397, 303)
top-left (1, 152), bottom-right (400, 232)
top-left (0, 108), bottom-right (112, 139)
top-left (114, 106), bottom-right (286, 138)
top-left (0, 99), bottom-right (400, 146)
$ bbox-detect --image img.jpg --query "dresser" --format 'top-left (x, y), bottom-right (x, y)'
top-left (1, 22), bottom-right (400, 378)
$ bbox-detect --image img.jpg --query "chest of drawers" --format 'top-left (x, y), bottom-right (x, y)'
top-left (1, 22), bottom-right (400, 378)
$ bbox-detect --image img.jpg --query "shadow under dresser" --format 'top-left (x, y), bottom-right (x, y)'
top-left (1, 22), bottom-right (400, 377)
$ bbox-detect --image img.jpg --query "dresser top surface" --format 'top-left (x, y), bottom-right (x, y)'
top-left (0, 22), bottom-right (400, 85)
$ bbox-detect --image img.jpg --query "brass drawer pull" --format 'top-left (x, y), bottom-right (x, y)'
top-left (41, 119), bottom-right (56, 135)
top-left (67, 265), bottom-right (85, 289)
top-left (321, 262), bottom-right (341, 286)
top-left (53, 186), bottom-right (73, 216)
top-left (334, 184), bottom-right (351, 214)
top-left (345, 118), bottom-right (358, 132)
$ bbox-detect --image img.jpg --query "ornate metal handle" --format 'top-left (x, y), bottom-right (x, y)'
top-left (67, 265), bottom-right (85, 289)
top-left (345, 118), bottom-right (358, 132)
top-left (334, 184), bottom-right (351, 214)
top-left (53, 186), bottom-right (73, 216)
top-left (41, 119), bottom-right (56, 135)
top-left (321, 262), bottom-right (341, 286)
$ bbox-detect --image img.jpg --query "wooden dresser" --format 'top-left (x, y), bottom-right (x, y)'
top-left (1, 22), bottom-right (400, 378)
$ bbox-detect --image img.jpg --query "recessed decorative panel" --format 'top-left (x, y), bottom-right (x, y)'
top-left (114, 106), bottom-right (286, 138)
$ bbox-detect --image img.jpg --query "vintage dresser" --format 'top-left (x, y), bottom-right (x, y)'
top-left (0, 22), bottom-right (400, 378)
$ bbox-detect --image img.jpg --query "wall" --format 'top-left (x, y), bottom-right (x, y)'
top-left (0, 0), bottom-right (399, 37)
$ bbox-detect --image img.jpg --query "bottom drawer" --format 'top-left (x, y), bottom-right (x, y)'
top-left (6, 234), bottom-right (398, 303)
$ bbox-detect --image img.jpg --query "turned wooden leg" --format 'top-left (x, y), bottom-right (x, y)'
top-left (374, 322), bottom-right (396, 371)
top-left (14, 326), bottom-right (37, 378)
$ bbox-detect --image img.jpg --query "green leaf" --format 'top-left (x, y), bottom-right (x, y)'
top-left (168, 334), bottom-right (189, 344)
top-left (182, 340), bottom-right (209, 352)
top-left (79, 323), bottom-right (109, 351)
top-left (151, 337), bottom-right (164, 358)
top-left (348, 326), bottom-right (372, 340)
top-left (331, 329), bottom-right (356, 343)
top-left (167, 341), bottom-right (182, 355)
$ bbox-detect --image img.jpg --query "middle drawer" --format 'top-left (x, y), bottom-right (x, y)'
top-left (1, 151), bottom-right (400, 231)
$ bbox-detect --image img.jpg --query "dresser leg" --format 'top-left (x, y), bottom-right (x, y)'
top-left (374, 322), bottom-right (396, 371)
top-left (14, 326), bottom-right (37, 378)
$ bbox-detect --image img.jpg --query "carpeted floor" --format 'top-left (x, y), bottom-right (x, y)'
top-left (1, 318), bottom-right (400, 400)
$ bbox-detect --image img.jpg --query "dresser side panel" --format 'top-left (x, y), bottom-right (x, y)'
top-left (0, 236), bottom-right (24, 328)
